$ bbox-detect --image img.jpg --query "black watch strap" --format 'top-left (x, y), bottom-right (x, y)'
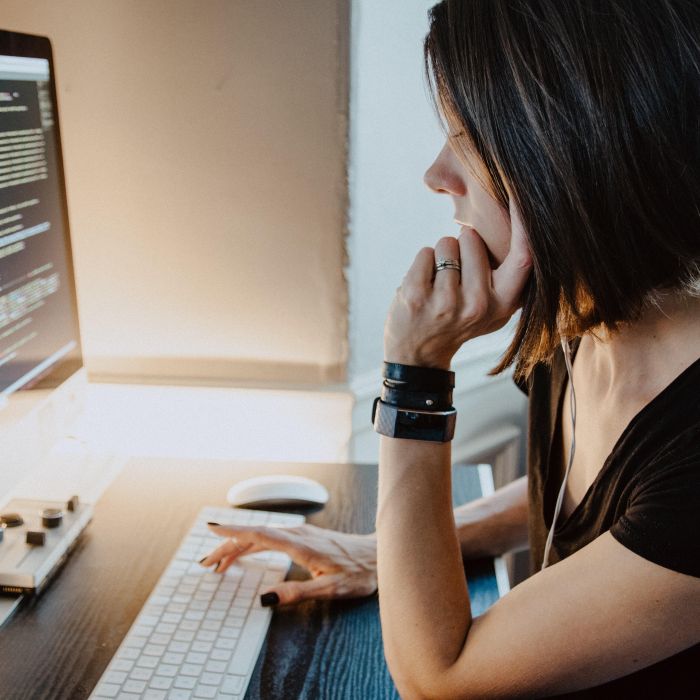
top-left (372, 398), bottom-right (457, 442)
top-left (381, 382), bottom-right (453, 411)
top-left (383, 362), bottom-right (455, 390)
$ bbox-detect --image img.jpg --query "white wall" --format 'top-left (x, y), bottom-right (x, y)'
top-left (1, 0), bottom-right (349, 385)
top-left (347, 0), bottom-right (450, 379)
top-left (346, 0), bottom-right (527, 462)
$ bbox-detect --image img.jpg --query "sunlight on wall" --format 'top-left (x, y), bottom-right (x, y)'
top-left (75, 383), bottom-right (354, 464)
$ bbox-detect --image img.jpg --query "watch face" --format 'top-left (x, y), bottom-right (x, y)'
top-left (373, 399), bottom-right (456, 442)
top-left (396, 410), bottom-right (450, 441)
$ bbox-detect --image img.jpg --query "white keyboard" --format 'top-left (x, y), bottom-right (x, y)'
top-left (90, 506), bottom-right (305, 700)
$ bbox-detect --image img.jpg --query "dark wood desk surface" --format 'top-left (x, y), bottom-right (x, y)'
top-left (0, 458), bottom-right (500, 700)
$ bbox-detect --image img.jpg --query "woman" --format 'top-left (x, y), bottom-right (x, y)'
top-left (202, 0), bottom-right (700, 696)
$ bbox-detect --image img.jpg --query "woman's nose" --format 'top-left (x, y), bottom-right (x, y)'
top-left (423, 142), bottom-right (466, 196)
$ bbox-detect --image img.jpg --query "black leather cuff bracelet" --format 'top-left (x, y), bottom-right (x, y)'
top-left (381, 381), bottom-right (453, 411)
top-left (383, 362), bottom-right (455, 391)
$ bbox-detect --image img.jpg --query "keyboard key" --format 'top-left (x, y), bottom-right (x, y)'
top-left (136, 656), bottom-right (159, 669)
top-left (221, 675), bottom-right (245, 694)
top-left (194, 685), bottom-right (217, 698)
top-left (214, 638), bottom-right (236, 651)
top-left (130, 668), bottom-right (154, 681)
top-left (181, 663), bottom-right (203, 677)
top-left (92, 684), bottom-right (120, 698)
top-left (227, 610), bottom-right (268, 675)
top-left (120, 648), bottom-right (141, 660)
top-left (167, 690), bottom-right (192, 700)
top-left (103, 671), bottom-right (127, 684)
top-left (210, 648), bottom-right (232, 662)
top-left (219, 627), bottom-right (240, 640)
top-left (111, 659), bottom-right (134, 673)
top-left (186, 652), bottom-right (207, 665)
top-left (124, 636), bottom-right (148, 649)
top-left (200, 672), bottom-right (223, 686)
top-left (174, 630), bottom-right (195, 642)
top-left (162, 613), bottom-right (183, 625)
top-left (174, 676), bottom-right (197, 690)
top-left (150, 676), bottom-right (174, 690)
top-left (162, 653), bottom-right (184, 665)
top-left (156, 664), bottom-right (179, 678)
top-left (143, 691), bottom-right (167, 700)
top-left (196, 630), bottom-right (217, 642)
top-left (144, 644), bottom-right (166, 657)
top-left (205, 660), bottom-right (227, 673)
top-left (123, 680), bottom-right (147, 693)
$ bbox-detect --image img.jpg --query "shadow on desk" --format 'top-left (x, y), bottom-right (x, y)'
top-left (0, 458), bottom-right (503, 700)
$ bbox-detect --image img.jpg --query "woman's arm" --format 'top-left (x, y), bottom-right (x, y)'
top-left (377, 432), bottom-right (700, 698)
top-left (376, 437), bottom-right (469, 697)
top-left (454, 475), bottom-right (528, 559)
top-left (201, 475), bottom-right (528, 610)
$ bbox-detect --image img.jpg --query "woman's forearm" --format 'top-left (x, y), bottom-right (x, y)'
top-left (376, 436), bottom-right (472, 698)
top-left (454, 475), bottom-right (529, 559)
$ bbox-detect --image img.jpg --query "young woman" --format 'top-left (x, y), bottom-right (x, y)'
top-left (203, 1), bottom-right (700, 696)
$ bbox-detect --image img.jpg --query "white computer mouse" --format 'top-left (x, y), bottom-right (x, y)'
top-left (226, 475), bottom-right (329, 508)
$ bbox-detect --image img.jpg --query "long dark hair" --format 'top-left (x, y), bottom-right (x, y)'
top-left (424, 0), bottom-right (700, 380)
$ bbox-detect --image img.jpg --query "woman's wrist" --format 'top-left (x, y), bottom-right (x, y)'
top-left (384, 352), bottom-right (451, 371)
top-left (372, 361), bottom-right (458, 442)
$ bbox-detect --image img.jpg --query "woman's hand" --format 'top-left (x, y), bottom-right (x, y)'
top-left (383, 197), bottom-right (532, 370)
top-left (202, 522), bottom-right (378, 605)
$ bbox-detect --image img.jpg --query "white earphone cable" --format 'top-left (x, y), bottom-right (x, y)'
top-left (541, 336), bottom-right (578, 570)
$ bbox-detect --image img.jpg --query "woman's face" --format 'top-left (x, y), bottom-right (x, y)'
top-left (423, 137), bottom-right (512, 267)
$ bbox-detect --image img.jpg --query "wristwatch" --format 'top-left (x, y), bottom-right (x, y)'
top-left (372, 398), bottom-right (457, 442)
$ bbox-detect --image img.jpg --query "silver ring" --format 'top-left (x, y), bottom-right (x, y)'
top-left (435, 258), bottom-right (461, 272)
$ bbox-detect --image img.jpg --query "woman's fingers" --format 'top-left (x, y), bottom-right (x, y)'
top-left (206, 522), bottom-right (316, 568)
top-left (491, 196), bottom-right (533, 312)
top-left (457, 227), bottom-right (491, 311)
top-left (199, 538), bottom-right (255, 568)
top-left (211, 546), bottom-right (262, 574)
top-left (403, 246), bottom-right (436, 290)
top-left (260, 572), bottom-right (347, 606)
top-left (432, 237), bottom-right (462, 293)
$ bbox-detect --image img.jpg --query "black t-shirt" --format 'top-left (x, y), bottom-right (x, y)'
top-left (516, 338), bottom-right (700, 697)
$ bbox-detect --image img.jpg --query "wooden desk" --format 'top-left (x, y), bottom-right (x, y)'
top-left (0, 458), bottom-right (503, 700)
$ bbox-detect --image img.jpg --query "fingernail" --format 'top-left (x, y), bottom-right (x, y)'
top-left (198, 557), bottom-right (207, 565)
top-left (207, 522), bottom-right (220, 527)
top-left (260, 592), bottom-right (279, 607)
